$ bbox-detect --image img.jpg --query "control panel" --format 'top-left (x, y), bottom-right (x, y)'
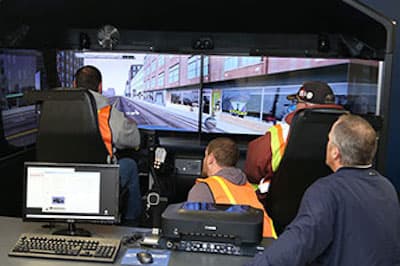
top-left (175, 158), bottom-right (202, 176)
top-left (160, 239), bottom-right (264, 257)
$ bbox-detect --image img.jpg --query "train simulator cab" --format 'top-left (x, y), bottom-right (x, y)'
top-left (0, 0), bottom-right (397, 260)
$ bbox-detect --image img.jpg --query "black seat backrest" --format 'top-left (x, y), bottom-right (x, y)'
top-left (265, 108), bottom-right (348, 234)
top-left (26, 89), bottom-right (109, 163)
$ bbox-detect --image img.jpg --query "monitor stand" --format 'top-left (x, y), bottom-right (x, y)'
top-left (52, 221), bottom-right (91, 237)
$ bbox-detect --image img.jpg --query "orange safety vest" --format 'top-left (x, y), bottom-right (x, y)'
top-left (97, 105), bottom-right (113, 157)
top-left (269, 123), bottom-right (290, 172)
top-left (196, 175), bottom-right (277, 238)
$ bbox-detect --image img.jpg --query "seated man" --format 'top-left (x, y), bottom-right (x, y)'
top-left (244, 81), bottom-right (343, 198)
top-left (245, 114), bottom-right (400, 266)
top-left (187, 137), bottom-right (276, 238)
top-left (73, 65), bottom-right (142, 225)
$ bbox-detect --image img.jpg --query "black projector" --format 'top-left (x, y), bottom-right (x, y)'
top-left (159, 202), bottom-right (264, 256)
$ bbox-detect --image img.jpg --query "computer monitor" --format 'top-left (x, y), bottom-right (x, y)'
top-left (22, 161), bottom-right (120, 237)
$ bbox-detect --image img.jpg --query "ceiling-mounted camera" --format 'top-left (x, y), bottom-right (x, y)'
top-left (317, 34), bottom-right (330, 53)
top-left (192, 37), bottom-right (214, 50)
top-left (79, 32), bottom-right (91, 50)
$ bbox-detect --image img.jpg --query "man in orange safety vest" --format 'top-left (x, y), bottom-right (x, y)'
top-left (187, 137), bottom-right (277, 238)
top-left (73, 65), bottom-right (142, 226)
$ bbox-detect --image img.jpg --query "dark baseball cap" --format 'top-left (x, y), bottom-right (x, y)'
top-left (287, 81), bottom-right (335, 104)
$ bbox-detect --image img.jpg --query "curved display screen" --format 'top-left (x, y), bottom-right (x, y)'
top-left (56, 51), bottom-right (380, 135)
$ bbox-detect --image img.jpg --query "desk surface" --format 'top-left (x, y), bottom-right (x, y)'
top-left (0, 216), bottom-right (272, 266)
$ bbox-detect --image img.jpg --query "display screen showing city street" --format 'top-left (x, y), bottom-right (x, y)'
top-left (1, 49), bottom-right (380, 146)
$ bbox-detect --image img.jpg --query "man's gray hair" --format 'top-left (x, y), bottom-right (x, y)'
top-left (330, 114), bottom-right (377, 166)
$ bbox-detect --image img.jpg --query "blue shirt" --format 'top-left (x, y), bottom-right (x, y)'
top-left (245, 167), bottom-right (400, 266)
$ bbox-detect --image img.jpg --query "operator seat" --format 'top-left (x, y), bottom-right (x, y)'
top-left (265, 108), bottom-right (348, 235)
top-left (28, 88), bottom-right (110, 163)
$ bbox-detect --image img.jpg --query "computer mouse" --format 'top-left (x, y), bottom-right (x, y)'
top-left (136, 251), bottom-right (153, 264)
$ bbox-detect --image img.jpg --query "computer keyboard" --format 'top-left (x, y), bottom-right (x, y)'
top-left (8, 233), bottom-right (121, 263)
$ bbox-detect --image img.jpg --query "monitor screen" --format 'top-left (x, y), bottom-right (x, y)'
top-left (55, 50), bottom-right (380, 136)
top-left (22, 161), bottom-right (120, 236)
top-left (1, 49), bottom-right (378, 142)
top-left (1, 49), bottom-right (41, 148)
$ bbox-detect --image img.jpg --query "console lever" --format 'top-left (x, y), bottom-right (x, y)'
top-left (154, 147), bottom-right (167, 169)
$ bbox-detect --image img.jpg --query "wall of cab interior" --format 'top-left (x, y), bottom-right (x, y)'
top-left (0, 0), bottom-right (399, 219)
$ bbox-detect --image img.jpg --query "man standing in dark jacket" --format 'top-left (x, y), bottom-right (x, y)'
top-left (245, 114), bottom-right (400, 266)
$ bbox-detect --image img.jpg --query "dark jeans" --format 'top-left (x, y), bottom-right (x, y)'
top-left (118, 158), bottom-right (142, 221)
